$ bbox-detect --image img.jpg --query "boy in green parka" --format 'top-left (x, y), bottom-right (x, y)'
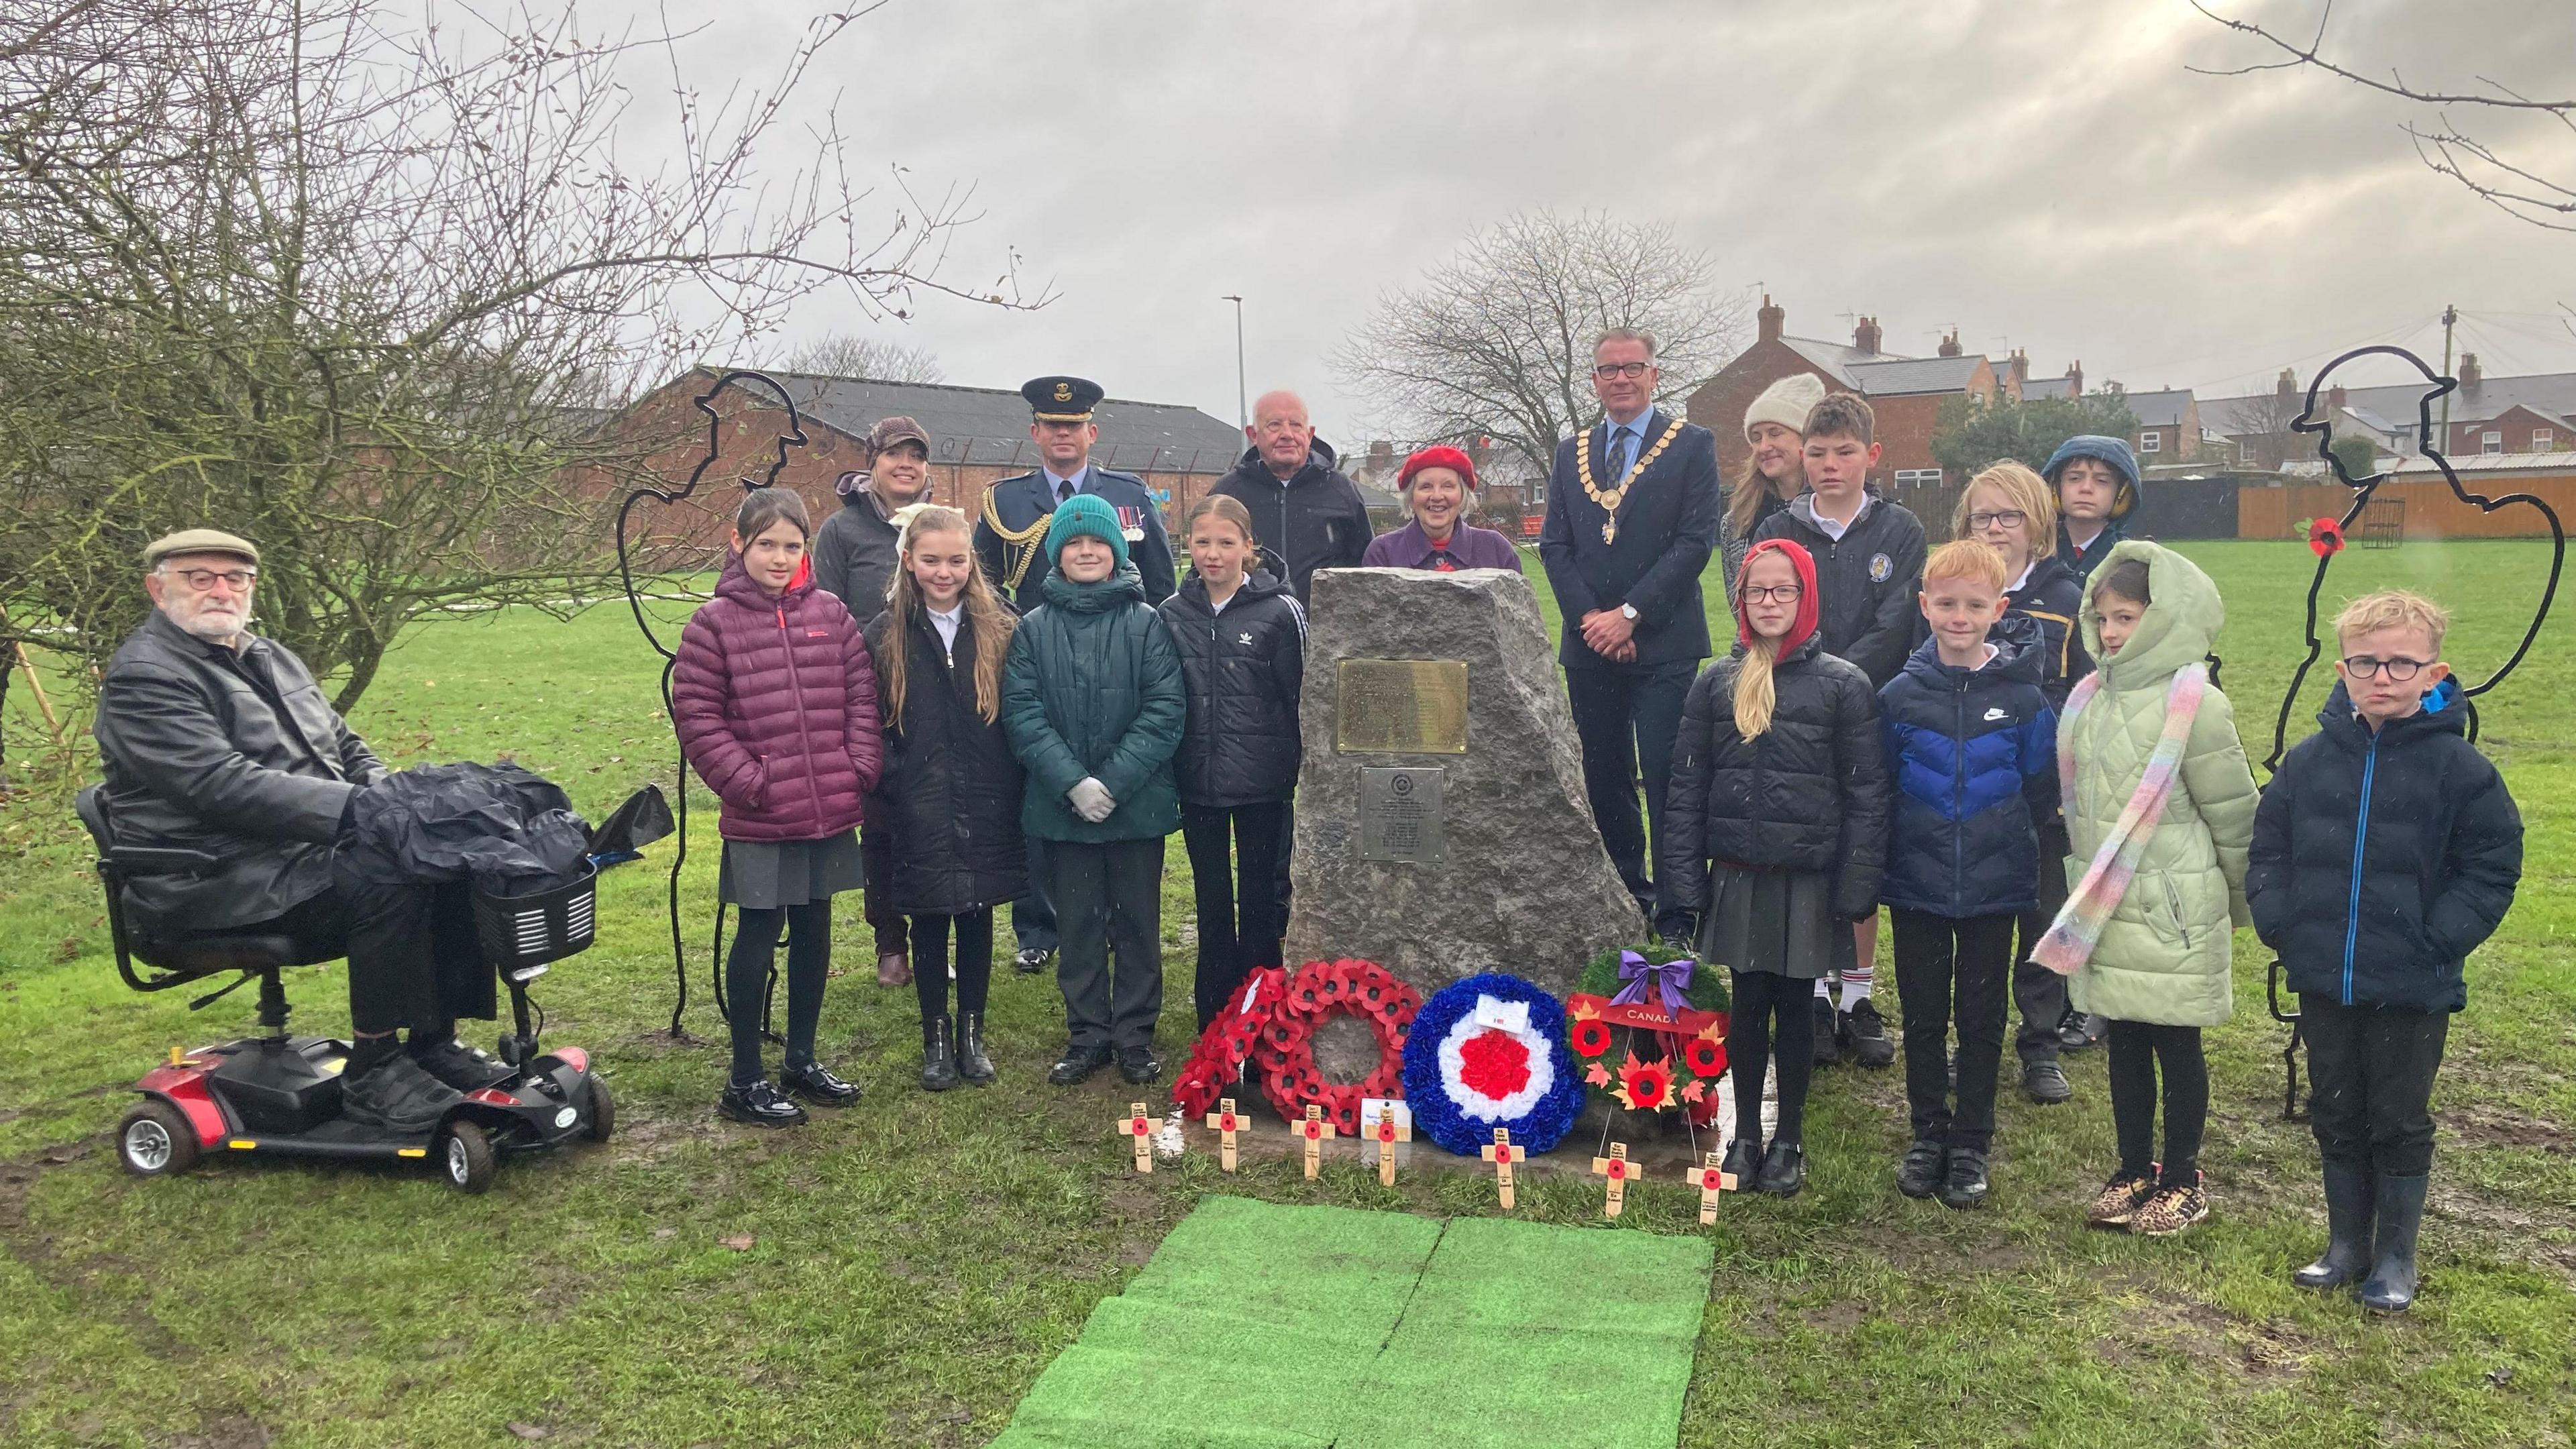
top-left (2047, 541), bottom-right (2259, 1237)
top-left (1002, 494), bottom-right (1187, 1089)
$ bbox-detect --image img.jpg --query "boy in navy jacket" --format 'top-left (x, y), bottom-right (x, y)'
top-left (2249, 589), bottom-right (2521, 1315)
top-left (1878, 540), bottom-right (2057, 1210)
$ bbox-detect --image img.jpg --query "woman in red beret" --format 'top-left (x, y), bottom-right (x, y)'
top-left (1359, 445), bottom-right (1523, 573)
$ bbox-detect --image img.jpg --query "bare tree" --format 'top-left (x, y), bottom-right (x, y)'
top-left (0, 0), bottom-right (1036, 714)
top-left (1332, 211), bottom-right (1744, 478)
top-left (2225, 384), bottom-right (2308, 470)
top-left (2193, 1), bottom-right (2576, 233)
top-left (772, 333), bottom-right (946, 383)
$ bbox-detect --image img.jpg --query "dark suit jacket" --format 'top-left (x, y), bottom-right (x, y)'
top-left (1538, 409), bottom-right (1721, 669)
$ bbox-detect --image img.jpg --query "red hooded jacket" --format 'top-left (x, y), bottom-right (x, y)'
top-left (1733, 537), bottom-right (1821, 657)
top-left (672, 552), bottom-right (883, 843)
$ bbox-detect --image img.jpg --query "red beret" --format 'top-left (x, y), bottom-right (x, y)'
top-left (1396, 445), bottom-right (1478, 492)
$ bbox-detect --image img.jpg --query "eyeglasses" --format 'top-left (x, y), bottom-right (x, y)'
top-left (1966, 510), bottom-right (2028, 531)
top-left (2341, 655), bottom-right (2430, 681)
top-left (1592, 361), bottom-right (1654, 379)
top-left (1742, 584), bottom-right (1803, 604)
top-left (168, 567), bottom-right (258, 591)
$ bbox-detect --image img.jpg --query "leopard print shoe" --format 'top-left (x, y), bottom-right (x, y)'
top-left (2086, 1170), bottom-right (2158, 1230)
top-left (2129, 1173), bottom-right (2210, 1237)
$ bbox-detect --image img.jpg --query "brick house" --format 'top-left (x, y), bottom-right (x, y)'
top-left (2208, 355), bottom-right (2576, 466)
top-left (2123, 388), bottom-right (2203, 464)
top-left (1684, 298), bottom-right (2010, 489)
top-left (593, 367), bottom-right (1244, 554)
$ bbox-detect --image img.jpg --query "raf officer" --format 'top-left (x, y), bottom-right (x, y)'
top-left (975, 376), bottom-right (1177, 612)
top-left (975, 376), bottom-right (1177, 975)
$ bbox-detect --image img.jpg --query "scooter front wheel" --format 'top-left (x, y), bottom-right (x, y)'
top-left (582, 1079), bottom-right (614, 1144)
top-left (439, 1120), bottom-right (496, 1193)
top-left (117, 1101), bottom-right (201, 1177)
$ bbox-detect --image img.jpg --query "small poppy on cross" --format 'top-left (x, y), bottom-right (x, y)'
top-left (1481, 1128), bottom-right (1525, 1209)
top-left (1295, 1104), bottom-right (1336, 1179)
top-left (1591, 1142), bottom-right (1646, 1219)
top-left (1203, 1096), bottom-right (1244, 1173)
top-left (1119, 1102), bottom-right (1154, 1174)
top-left (1697, 1149), bottom-right (1739, 1225)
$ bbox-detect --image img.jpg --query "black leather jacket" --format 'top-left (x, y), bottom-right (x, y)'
top-left (92, 610), bottom-right (387, 932)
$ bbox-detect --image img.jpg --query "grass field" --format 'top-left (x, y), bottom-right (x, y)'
top-left (1, 539), bottom-right (2571, 1448)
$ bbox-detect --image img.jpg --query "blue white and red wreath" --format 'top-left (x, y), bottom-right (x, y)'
top-left (1400, 972), bottom-right (1585, 1156)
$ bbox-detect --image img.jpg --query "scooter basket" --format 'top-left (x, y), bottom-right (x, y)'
top-left (471, 865), bottom-right (598, 971)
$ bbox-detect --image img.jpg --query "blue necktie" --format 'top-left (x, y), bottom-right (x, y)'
top-left (1607, 425), bottom-right (1632, 481)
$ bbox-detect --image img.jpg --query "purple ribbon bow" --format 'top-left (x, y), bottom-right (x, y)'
top-left (1609, 950), bottom-right (1695, 1018)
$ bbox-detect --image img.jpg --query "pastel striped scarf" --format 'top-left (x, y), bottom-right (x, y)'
top-left (2033, 662), bottom-right (2208, 976)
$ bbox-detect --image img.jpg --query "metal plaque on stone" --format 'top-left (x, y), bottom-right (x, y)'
top-left (1334, 659), bottom-right (1469, 754)
top-left (1358, 767), bottom-right (1446, 864)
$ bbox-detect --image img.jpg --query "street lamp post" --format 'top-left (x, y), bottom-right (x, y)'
top-left (1222, 294), bottom-right (1247, 431)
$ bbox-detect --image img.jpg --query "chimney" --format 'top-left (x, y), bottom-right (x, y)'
top-left (1757, 293), bottom-right (1784, 345)
top-left (2068, 361), bottom-right (2084, 396)
top-left (2008, 349), bottom-right (2029, 387)
top-left (2460, 352), bottom-right (2483, 390)
top-left (1366, 439), bottom-right (1395, 472)
top-left (1937, 329), bottom-right (1962, 358)
top-left (2275, 368), bottom-right (2296, 409)
top-left (1854, 315), bottom-right (1882, 355)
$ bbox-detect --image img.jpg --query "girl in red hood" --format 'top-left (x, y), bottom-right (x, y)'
top-left (1657, 539), bottom-right (1891, 1198)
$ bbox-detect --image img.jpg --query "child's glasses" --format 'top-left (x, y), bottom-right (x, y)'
top-left (2341, 655), bottom-right (2430, 681)
top-left (1741, 585), bottom-right (1803, 604)
top-left (1966, 511), bottom-right (2027, 530)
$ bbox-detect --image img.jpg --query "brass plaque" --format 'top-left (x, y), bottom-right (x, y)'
top-left (1334, 659), bottom-right (1469, 754)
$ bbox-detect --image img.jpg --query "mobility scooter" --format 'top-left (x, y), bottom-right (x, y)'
top-left (80, 786), bottom-right (612, 1193)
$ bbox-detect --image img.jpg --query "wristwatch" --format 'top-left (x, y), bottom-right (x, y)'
top-left (1619, 603), bottom-right (1639, 622)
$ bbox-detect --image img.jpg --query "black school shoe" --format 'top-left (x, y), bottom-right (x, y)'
top-left (1117, 1044), bottom-right (1162, 1085)
top-left (1897, 1139), bottom-right (1946, 1199)
top-left (1939, 1148), bottom-right (1991, 1210)
top-left (1755, 1140), bottom-right (1807, 1197)
top-left (1811, 998), bottom-right (1843, 1067)
top-left (341, 1053), bottom-right (464, 1134)
top-left (1048, 1041), bottom-right (1114, 1087)
top-left (1721, 1136), bottom-right (1763, 1187)
top-left (2058, 1010), bottom-right (2103, 1052)
top-left (719, 1078), bottom-right (808, 1127)
top-left (780, 1061), bottom-right (861, 1108)
top-left (407, 1034), bottom-right (517, 1091)
top-left (1840, 999), bottom-right (1895, 1069)
top-left (2022, 1061), bottom-right (2072, 1104)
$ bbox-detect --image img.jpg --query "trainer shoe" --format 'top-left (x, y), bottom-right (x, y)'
top-left (1048, 1042), bottom-right (1114, 1087)
top-left (1938, 1148), bottom-right (1991, 1210)
top-left (1116, 1044), bottom-right (1162, 1085)
top-left (2058, 1011), bottom-right (2103, 1052)
top-left (2130, 1173), bottom-right (2210, 1237)
top-left (718, 1077), bottom-right (808, 1127)
top-left (1841, 999), bottom-right (1895, 1069)
top-left (341, 1053), bottom-right (463, 1134)
top-left (1014, 946), bottom-right (1054, 976)
top-left (2087, 1169), bottom-right (2159, 1230)
top-left (407, 1034), bottom-right (515, 1091)
top-left (2021, 1061), bottom-right (2073, 1104)
top-left (1811, 998), bottom-right (1843, 1067)
top-left (1897, 1139), bottom-right (1946, 1199)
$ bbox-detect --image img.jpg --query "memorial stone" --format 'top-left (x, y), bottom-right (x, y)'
top-left (1284, 567), bottom-right (1638, 997)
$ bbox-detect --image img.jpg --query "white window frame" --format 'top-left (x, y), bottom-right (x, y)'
top-left (2138, 430), bottom-right (2162, 453)
top-left (2240, 439), bottom-right (2258, 465)
top-left (1892, 468), bottom-right (1943, 488)
top-left (2482, 430), bottom-right (2504, 454)
top-left (2534, 427), bottom-right (2555, 452)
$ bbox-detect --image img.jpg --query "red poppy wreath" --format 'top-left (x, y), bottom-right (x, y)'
top-left (1254, 958), bottom-right (1420, 1137)
top-left (1171, 966), bottom-right (1288, 1120)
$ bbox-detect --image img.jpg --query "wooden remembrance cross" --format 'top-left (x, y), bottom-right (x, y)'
top-left (1368, 1108), bottom-right (1411, 1187)
top-left (1204, 1097), bottom-right (1245, 1173)
top-left (1591, 1142), bottom-right (1646, 1219)
top-left (1697, 1149), bottom-right (1739, 1225)
top-left (1481, 1128), bottom-right (1525, 1209)
top-left (1119, 1101), bottom-right (1154, 1174)
top-left (1296, 1104), bottom-right (1337, 1179)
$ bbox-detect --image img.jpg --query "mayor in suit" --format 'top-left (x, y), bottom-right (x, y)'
top-left (1538, 327), bottom-right (1722, 942)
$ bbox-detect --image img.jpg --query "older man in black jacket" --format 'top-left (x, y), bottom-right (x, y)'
top-left (1540, 328), bottom-right (1722, 940)
top-left (93, 530), bottom-right (494, 1132)
top-left (1208, 390), bottom-right (1372, 607)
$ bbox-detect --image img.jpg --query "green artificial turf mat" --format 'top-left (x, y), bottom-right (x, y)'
top-left (990, 1197), bottom-right (1713, 1449)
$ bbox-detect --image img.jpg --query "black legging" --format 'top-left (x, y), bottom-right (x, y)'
top-left (1728, 969), bottom-right (1817, 1148)
top-left (726, 901), bottom-right (830, 1087)
top-left (910, 908), bottom-right (994, 1022)
top-left (1179, 801), bottom-right (1287, 1031)
top-left (2105, 1019), bottom-right (2207, 1187)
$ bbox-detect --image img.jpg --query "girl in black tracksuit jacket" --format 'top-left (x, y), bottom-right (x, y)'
top-left (1159, 495), bottom-right (1307, 1029)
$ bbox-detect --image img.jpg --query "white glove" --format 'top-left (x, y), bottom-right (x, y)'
top-left (1069, 776), bottom-right (1116, 823)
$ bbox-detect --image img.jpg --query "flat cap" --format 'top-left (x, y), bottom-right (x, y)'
top-left (867, 415), bottom-right (931, 454)
top-left (142, 529), bottom-right (260, 568)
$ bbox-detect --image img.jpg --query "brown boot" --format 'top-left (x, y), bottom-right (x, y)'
top-left (876, 951), bottom-right (912, 987)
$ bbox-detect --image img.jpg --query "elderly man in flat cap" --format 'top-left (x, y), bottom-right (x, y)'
top-left (93, 530), bottom-right (496, 1132)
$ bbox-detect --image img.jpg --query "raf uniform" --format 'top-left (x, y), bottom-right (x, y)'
top-left (973, 376), bottom-right (1177, 613)
top-left (975, 376), bottom-right (1178, 971)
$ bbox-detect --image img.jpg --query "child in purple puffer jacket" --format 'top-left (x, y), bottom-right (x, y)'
top-left (674, 488), bottom-right (883, 1128)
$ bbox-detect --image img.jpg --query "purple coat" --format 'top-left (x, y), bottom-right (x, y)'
top-left (1360, 519), bottom-right (1523, 573)
top-left (673, 555), bottom-right (883, 843)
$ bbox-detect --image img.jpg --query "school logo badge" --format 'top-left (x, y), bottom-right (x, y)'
top-left (1869, 552), bottom-right (1892, 582)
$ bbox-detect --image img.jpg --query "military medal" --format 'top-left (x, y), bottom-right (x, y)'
top-left (1575, 414), bottom-right (1682, 545)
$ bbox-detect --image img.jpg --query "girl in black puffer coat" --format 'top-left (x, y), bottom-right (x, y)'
top-left (866, 504), bottom-right (1028, 1091)
top-left (1159, 495), bottom-right (1307, 1030)
top-left (1660, 538), bottom-right (1888, 1198)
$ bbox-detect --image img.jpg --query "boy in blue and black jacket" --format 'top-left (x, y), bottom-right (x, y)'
top-left (1878, 540), bottom-right (2058, 1211)
top-left (2249, 590), bottom-right (2521, 1315)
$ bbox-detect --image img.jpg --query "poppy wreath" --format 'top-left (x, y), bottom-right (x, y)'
top-left (1568, 945), bottom-right (1730, 1122)
top-left (1401, 972), bottom-right (1585, 1157)
top-left (1171, 965), bottom-right (1288, 1120)
top-left (1253, 959), bottom-right (1419, 1137)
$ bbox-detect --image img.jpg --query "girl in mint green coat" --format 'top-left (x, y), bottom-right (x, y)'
top-left (2048, 541), bottom-right (2257, 1237)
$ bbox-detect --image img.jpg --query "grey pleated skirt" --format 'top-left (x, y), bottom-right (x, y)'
top-left (718, 829), bottom-right (865, 910)
top-left (1695, 865), bottom-right (1859, 981)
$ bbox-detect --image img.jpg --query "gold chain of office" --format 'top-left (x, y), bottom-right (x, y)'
top-left (1575, 415), bottom-right (1684, 545)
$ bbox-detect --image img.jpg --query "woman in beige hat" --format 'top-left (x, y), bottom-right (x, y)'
top-left (1723, 373), bottom-right (1825, 590)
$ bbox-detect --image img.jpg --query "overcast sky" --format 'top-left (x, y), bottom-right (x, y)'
top-left (564, 0), bottom-right (2576, 441)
